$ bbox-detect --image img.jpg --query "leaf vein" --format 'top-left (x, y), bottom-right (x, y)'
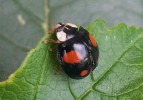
top-left (67, 78), bottom-right (76, 100)
top-left (93, 35), bottom-right (142, 86)
top-left (78, 32), bottom-right (143, 99)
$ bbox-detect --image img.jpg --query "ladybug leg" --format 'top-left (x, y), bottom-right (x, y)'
top-left (85, 43), bottom-right (96, 70)
top-left (48, 25), bottom-right (56, 34)
top-left (89, 54), bottom-right (95, 70)
top-left (48, 45), bottom-right (59, 52)
top-left (43, 39), bottom-right (61, 44)
top-left (54, 66), bottom-right (62, 75)
top-left (48, 23), bottom-right (63, 34)
top-left (42, 39), bottom-right (60, 52)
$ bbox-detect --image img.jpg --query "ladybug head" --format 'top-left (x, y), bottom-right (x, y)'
top-left (55, 23), bottom-right (78, 42)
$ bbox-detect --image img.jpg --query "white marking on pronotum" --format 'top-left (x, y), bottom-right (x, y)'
top-left (17, 14), bottom-right (26, 26)
top-left (66, 23), bottom-right (77, 28)
top-left (56, 31), bottom-right (67, 42)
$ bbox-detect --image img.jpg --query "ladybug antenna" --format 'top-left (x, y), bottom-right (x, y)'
top-left (58, 22), bottom-right (64, 26)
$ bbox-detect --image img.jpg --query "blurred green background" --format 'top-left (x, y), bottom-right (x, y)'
top-left (0, 0), bottom-right (143, 81)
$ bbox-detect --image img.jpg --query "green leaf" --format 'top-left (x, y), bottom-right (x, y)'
top-left (2, 0), bottom-right (143, 82)
top-left (0, 19), bottom-right (143, 100)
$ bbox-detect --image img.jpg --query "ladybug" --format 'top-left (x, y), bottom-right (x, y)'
top-left (45, 23), bottom-right (99, 79)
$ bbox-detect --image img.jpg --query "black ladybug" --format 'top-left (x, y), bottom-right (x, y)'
top-left (44, 23), bottom-right (99, 79)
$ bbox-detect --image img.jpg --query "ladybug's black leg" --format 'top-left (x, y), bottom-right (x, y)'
top-left (84, 42), bottom-right (96, 71)
top-left (89, 52), bottom-right (95, 70)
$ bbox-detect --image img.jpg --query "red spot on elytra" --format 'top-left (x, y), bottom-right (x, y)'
top-left (80, 70), bottom-right (88, 76)
top-left (89, 34), bottom-right (97, 47)
top-left (63, 50), bottom-right (82, 64)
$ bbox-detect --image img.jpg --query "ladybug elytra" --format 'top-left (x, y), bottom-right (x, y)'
top-left (45, 23), bottom-right (99, 79)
